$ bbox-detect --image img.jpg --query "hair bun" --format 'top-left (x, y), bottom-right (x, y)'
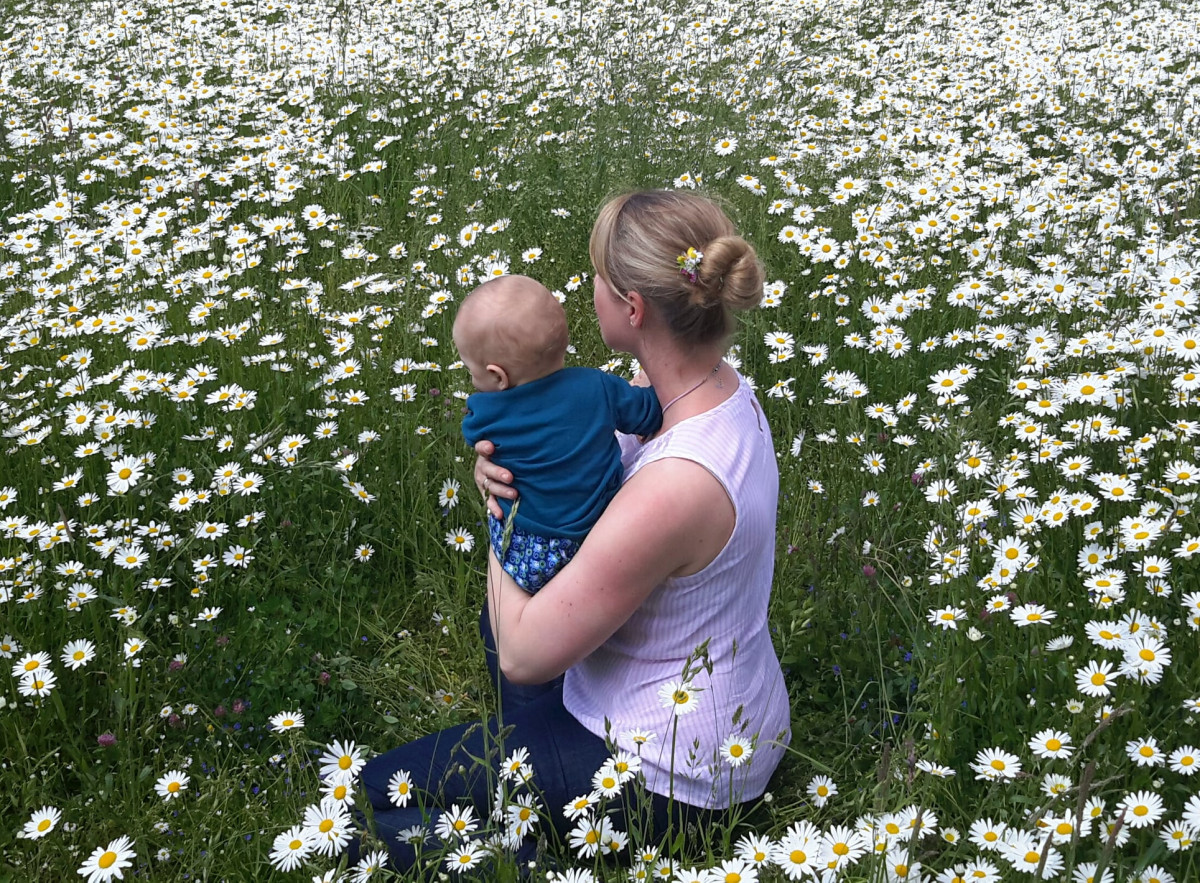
top-left (695, 235), bottom-right (764, 311)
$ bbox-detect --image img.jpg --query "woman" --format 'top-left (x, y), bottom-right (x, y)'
top-left (358, 190), bottom-right (790, 869)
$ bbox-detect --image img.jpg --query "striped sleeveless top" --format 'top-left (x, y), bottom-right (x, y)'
top-left (563, 371), bottom-right (791, 808)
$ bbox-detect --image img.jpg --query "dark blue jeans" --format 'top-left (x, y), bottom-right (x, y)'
top-left (354, 606), bottom-right (713, 872)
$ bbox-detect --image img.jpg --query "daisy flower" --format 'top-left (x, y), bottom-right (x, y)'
top-left (1161, 821), bottom-right (1197, 852)
top-left (269, 825), bottom-right (313, 872)
top-left (819, 824), bottom-right (867, 871)
top-left (350, 848), bottom-right (388, 881)
top-left (707, 857), bottom-right (758, 882)
top-left (720, 735), bottom-right (755, 768)
top-left (928, 606), bottom-right (966, 630)
top-left (1028, 728), bottom-right (1073, 760)
top-left (18, 669), bottom-right (57, 697)
top-left (12, 651), bottom-right (51, 678)
top-left (434, 804), bottom-right (479, 841)
top-left (154, 770), bottom-right (189, 801)
top-left (970, 747), bottom-right (1022, 781)
top-left (1010, 603), bottom-right (1055, 626)
top-left (301, 797), bottom-right (353, 857)
top-left (713, 135), bottom-right (739, 155)
top-left (78, 835), bottom-right (136, 883)
top-left (1118, 790), bottom-right (1165, 828)
top-left (1168, 744), bottom-right (1198, 775)
top-left (444, 528), bottom-right (474, 552)
top-left (657, 679), bottom-right (700, 716)
top-left (1003, 833), bottom-right (1063, 877)
top-left (387, 768), bottom-right (414, 807)
top-left (562, 791), bottom-right (598, 821)
top-left (438, 478), bottom-right (461, 509)
top-left (592, 764), bottom-right (622, 798)
top-left (807, 774), bottom-right (837, 806)
top-left (19, 805), bottom-right (61, 840)
top-left (1126, 736), bottom-right (1165, 767)
top-left (1075, 659), bottom-right (1119, 697)
top-left (319, 739), bottom-right (366, 785)
top-left (968, 817), bottom-right (1007, 851)
top-left (772, 820), bottom-right (821, 880)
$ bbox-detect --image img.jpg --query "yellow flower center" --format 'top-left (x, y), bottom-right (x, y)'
top-left (338, 755), bottom-right (352, 770)
top-left (1091, 672), bottom-right (1107, 685)
top-left (37, 819), bottom-right (52, 832)
top-left (319, 819), bottom-right (334, 833)
top-left (99, 852), bottom-right (117, 869)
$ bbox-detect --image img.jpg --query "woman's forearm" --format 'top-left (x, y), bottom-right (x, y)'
top-left (485, 551), bottom-right (547, 684)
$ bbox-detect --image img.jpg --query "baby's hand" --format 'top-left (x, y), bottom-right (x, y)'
top-left (631, 370), bottom-right (651, 388)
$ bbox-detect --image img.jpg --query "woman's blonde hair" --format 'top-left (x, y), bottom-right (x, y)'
top-left (589, 190), bottom-right (764, 346)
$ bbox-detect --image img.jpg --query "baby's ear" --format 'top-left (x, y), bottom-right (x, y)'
top-left (486, 363), bottom-right (510, 390)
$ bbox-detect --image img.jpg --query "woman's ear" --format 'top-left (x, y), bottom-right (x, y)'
top-left (624, 289), bottom-right (646, 329)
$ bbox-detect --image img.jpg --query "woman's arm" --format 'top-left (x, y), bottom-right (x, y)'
top-left (486, 456), bottom-right (735, 685)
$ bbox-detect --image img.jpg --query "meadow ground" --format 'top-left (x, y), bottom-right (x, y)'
top-left (1, 0), bottom-right (1199, 879)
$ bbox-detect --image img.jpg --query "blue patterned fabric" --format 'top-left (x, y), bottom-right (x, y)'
top-left (488, 515), bottom-right (580, 593)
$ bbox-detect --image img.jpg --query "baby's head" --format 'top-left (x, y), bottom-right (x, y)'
top-left (452, 275), bottom-right (568, 391)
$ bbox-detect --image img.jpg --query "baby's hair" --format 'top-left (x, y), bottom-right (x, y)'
top-left (590, 190), bottom-right (764, 345)
top-left (456, 276), bottom-right (568, 383)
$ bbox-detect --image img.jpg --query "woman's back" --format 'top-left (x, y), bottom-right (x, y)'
top-left (564, 372), bottom-right (790, 808)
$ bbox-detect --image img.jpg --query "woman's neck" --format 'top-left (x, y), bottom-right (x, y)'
top-left (635, 341), bottom-right (732, 424)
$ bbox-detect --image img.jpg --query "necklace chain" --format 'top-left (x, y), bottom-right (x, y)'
top-left (661, 361), bottom-right (723, 414)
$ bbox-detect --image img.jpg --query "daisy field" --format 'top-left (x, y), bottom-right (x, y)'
top-left (0, 0), bottom-right (1198, 879)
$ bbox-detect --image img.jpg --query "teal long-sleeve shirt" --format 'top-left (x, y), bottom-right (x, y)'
top-left (461, 367), bottom-right (663, 540)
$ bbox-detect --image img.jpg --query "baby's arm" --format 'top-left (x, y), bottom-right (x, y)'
top-left (600, 371), bottom-right (663, 437)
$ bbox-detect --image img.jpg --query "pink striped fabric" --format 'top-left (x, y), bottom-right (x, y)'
top-left (563, 371), bottom-right (791, 808)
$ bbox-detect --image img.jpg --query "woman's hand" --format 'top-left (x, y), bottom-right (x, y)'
top-left (474, 440), bottom-right (516, 519)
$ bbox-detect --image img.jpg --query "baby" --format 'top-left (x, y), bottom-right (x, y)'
top-left (454, 274), bottom-right (663, 592)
